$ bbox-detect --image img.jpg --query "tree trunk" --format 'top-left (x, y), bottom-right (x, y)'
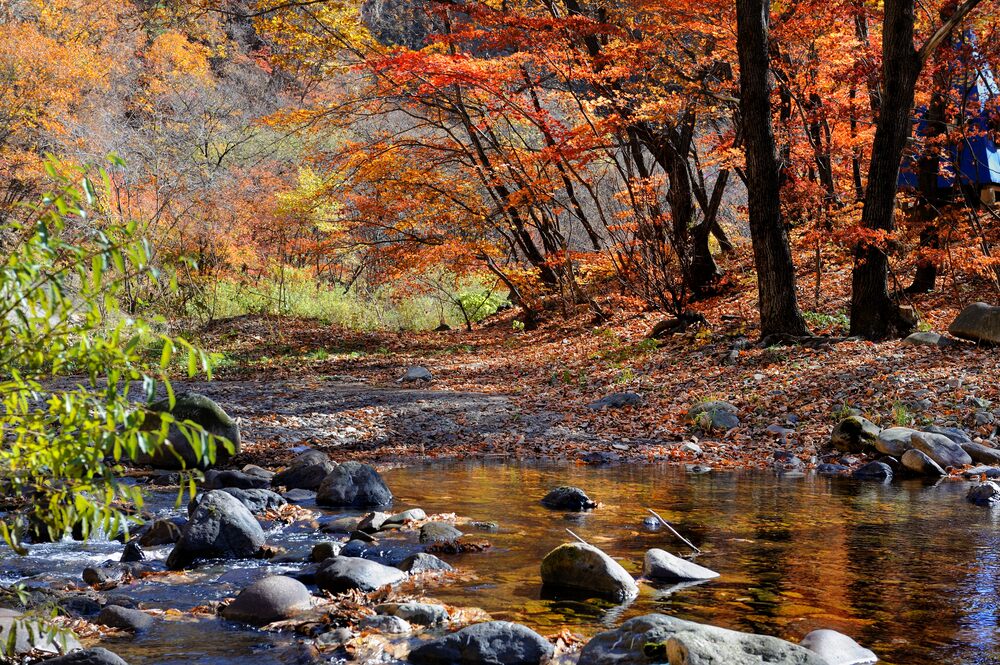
top-left (735, 0), bottom-right (809, 338)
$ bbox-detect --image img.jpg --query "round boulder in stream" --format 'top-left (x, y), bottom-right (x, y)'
top-left (643, 548), bottom-right (719, 582)
top-left (408, 621), bottom-right (554, 665)
top-left (316, 461), bottom-right (393, 508)
top-left (315, 556), bottom-right (406, 593)
top-left (273, 451), bottom-right (336, 491)
top-left (799, 629), bottom-right (877, 665)
top-left (540, 542), bottom-right (639, 601)
top-left (166, 490), bottom-right (265, 569)
top-left (541, 486), bottom-right (597, 511)
top-left (140, 393), bottom-right (240, 470)
top-left (222, 575), bottom-right (313, 626)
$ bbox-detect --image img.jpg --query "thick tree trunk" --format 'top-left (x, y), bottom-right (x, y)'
top-left (735, 0), bottom-right (809, 338)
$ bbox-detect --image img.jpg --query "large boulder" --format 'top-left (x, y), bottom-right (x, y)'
top-left (95, 605), bottom-right (154, 632)
top-left (961, 442), bottom-right (1000, 465)
top-left (911, 431), bottom-right (972, 469)
top-left (408, 621), bottom-right (553, 665)
top-left (221, 575), bottom-right (313, 626)
top-left (166, 490), bottom-right (265, 569)
top-left (204, 469), bottom-right (270, 490)
top-left (541, 486), bottom-right (597, 511)
top-left (900, 449), bottom-right (945, 476)
top-left (642, 548), bottom-right (719, 582)
top-left (42, 648), bottom-right (130, 665)
top-left (316, 461), bottom-right (393, 507)
top-left (272, 451), bottom-right (336, 491)
top-left (830, 416), bottom-right (880, 453)
top-left (314, 556), bottom-right (406, 593)
top-left (540, 542), bottom-right (639, 602)
top-left (875, 427), bottom-right (918, 456)
top-left (578, 614), bottom-right (826, 665)
top-left (799, 629), bottom-right (877, 665)
top-left (948, 302), bottom-right (1000, 344)
top-left (0, 608), bottom-right (81, 657)
top-left (140, 393), bottom-right (240, 469)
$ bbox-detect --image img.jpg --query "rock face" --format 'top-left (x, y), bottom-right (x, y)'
top-left (141, 393), bottom-right (240, 469)
top-left (587, 392), bottom-right (642, 410)
top-left (43, 648), bottom-right (130, 665)
top-left (541, 486), bottom-right (597, 511)
top-left (642, 549), bottom-right (719, 582)
top-left (875, 427), bottom-right (918, 456)
top-left (222, 576), bottom-right (313, 626)
top-left (398, 366), bottom-right (433, 383)
top-left (687, 401), bottom-right (740, 431)
top-left (578, 614), bottom-right (826, 665)
top-left (316, 461), bottom-right (393, 507)
top-left (831, 416), bottom-right (880, 453)
top-left (799, 629), bottom-right (878, 665)
top-left (540, 542), bottom-right (639, 602)
top-left (968, 481), bottom-right (1000, 505)
top-left (911, 431), bottom-right (972, 469)
top-left (408, 621), bottom-right (554, 665)
top-left (962, 442), bottom-right (1000, 465)
top-left (901, 449), bottom-right (945, 476)
top-left (166, 490), bottom-right (265, 569)
top-left (314, 556), bottom-right (406, 593)
top-left (0, 608), bottom-right (81, 657)
top-left (948, 302), bottom-right (1000, 344)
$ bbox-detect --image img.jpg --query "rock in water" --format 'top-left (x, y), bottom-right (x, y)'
top-left (642, 549), bottom-right (719, 582)
top-left (419, 522), bottom-right (463, 543)
top-left (408, 621), bottom-right (553, 665)
top-left (830, 417), bottom-right (880, 453)
top-left (96, 606), bottom-right (154, 632)
top-left (875, 427), bottom-right (917, 456)
top-left (139, 519), bottom-right (182, 547)
top-left (911, 431), bottom-right (972, 469)
top-left (218, 488), bottom-right (287, 515)
top-left (397, 553), bottom-right (453, 573)
top-left (578, 614), bottom-right (826, 665)
top-left (900, 449), bottom-right (945, 476)
top-left (800, 629), bottom-right (878, 665)
top-left (376, 602), bottom-right (449, 626)
top-left (687, 401), bottom-right (740, 431)
top-left (272, 451), bottom-right (336, 491)
top-left (203, 469), bottom-right (270, 490)
top-left (541, 486), bottom-right (597, 511)
top-left (314, 556), bottom-right (406, 593)
top-left (43, 648), bottom-right (130, 665)
top-left (968, 481), bottom-right (1000, 506)
top-left (141, 393), bottom-right (240, 470)
top-left (0, 608), bottom-right (81, 657)
top-left (222, 576), bottom-right (313, 626)
top-left (166, 490), bottom-right (265, 569)
top-left (587, 392), bottom-right (642, 410)
top-left (398, 366), bottom-right (433, 383)
top-left (540, 542), bottom-right (639, 602)
top-left (948, 302), bottom-right (1000, 344)
top-left (316, 461), bottom-right (393, 507)
top-left (852, 461), bottom-right (893, 482)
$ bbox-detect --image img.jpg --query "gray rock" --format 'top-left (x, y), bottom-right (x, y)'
top-left (587, 392), bottom-right (642, 410)
top-left (902, 331), bottom-right (957, 347)
top-left (138, 519), bottom-right (182, 547)
top-left (221, 575), bottom-right (313, 626)
top-left (642, 549), bottom-right (719, 582)
top-left (320, 516), bottom-right (360, 533)
top-left (140, 393), bottom-right (240, 470)
top-left (968, 481), bottom-right (1000, 505)
top-left (311, 541), bottom-right (343, 562)
top-left (359, 614), bottom-right (411, 634)
top-left (900, 449), bottom-right (945, 476)
top-left (852, 461), bottom-right (893, 482)
top-left (961, 442), bottom-right (1000, 465)
top-left (376, 602), bottom-right (449, 625)
top-left (419, 522), bottom-right (463, 543)
top-left (816, 463), bottom-right (849, 476)
top-left (340, 539), bottom-right (371, 557)
top-left (800, 629), bottom-right (878, 665)
top-left (875, 427), bottom-right (918, 456)
top-left (911, 431), bottom-right (972, 468)
top-left (0, 608), bottom-right (81, 656)
top-left (215, 488), bottom-right (286, 515)
top-left (82, 566), bottom-right (123, 586)
top-left (578, 614), bottom-right (826, 665)
top-left (203, 469), bottom-right (271, 490)
top-left (948, 302), bottom-right (1000, 344)
top-left (314, 556), bottom-right (406, 593)
top-left (273, 460), bottom-right (336, 491)
top-left (963, 466), bottom-right (1000, 479)
top-left (166, 490), bottom-right (265, 569)
top-left (96, 605), bottom-right (154, 632)
top-left (357, 512), bottom-right (390, 533)
top-left (831, 417), bottom-right (880, 453)
top-left (43, 648), bottom-right (130, 665)
top-left (316, 461), bottom-right (393, 508)
top-left (925, 425), bottom-right (973, 444)
top-left (120, 541), bottom-right (145, 563)
top-left (241, 464), bottom-right (274, 481)
top-left (316, 627), bottom-right (354, 647)
top-left (397, 553), bottom-right (453, 573)
top-left (384, 508), bottom-right (427, 525)
top-left (408, 621), bottom-right (553, 665)
top-left (541, 486), bottom-right (597, 511)
top-left (282, 489), bottom-right (316, 504)
top-left (540, 542), bottom-right (639, 602)
top-left (398, 366), bottom-right (433, 383)
top-left (687, 401), bottom-right (740, 431)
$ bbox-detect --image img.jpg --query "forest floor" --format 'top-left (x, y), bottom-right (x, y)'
top-left (183, 266), bottom-right (1000, 475)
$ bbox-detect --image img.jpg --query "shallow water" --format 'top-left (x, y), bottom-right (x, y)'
top-left (6, 462), bottom-right (1000, 664)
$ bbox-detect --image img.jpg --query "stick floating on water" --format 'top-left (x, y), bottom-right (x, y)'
top-left (647, 508), bottom-right (701, 553)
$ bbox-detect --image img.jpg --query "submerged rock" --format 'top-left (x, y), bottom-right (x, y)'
top-left (642, 549), bottom-right (719, 582)
top-left (314, 556), bottom-right (406, 593)
top-left (541, 486), bottom-right (597, 511)
top-left (316, 461), bottom-right (393, 508)
top-left (578, 614), bottom-right (826, 665)
top-left (800, 629), bottom-right (878, 665)
top-left (831, 417), bottom-right (880, 453)
top-left (222, 576), bottom-right (313, 626)
top-left (166, 490), bottom-right (265, 569)
top-left (140, 393), bottom-right (240, 470)
top-left (540, 542), bottom-right (638, 602)
top-left (408, 621), bottom-right (553, 665)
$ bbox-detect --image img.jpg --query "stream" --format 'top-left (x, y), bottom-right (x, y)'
top-left (4, 462), bottom-right (1000, 665)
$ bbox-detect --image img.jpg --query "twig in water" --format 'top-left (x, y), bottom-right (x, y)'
top-left (565, 528), bottom-right (589, 545)
top-left (647, 508), bottom-right (701, 553)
